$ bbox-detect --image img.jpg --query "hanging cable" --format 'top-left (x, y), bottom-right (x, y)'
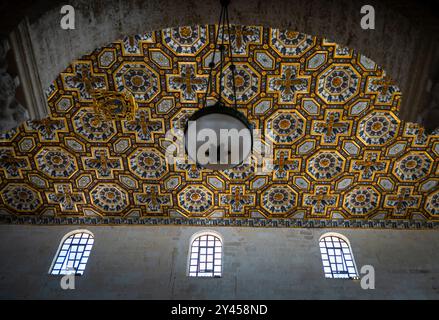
top-left (224, 2), bottom-right (238, 109)
top-left (217, 5), bottom-right (227, 106)
top-left (202, 4), bottom-right (225, 107)
top-left (202, 0), bottom-right (237, 109)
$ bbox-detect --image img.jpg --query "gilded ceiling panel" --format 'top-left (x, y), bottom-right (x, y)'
top-left (0, 25), bottom-right (438, 228)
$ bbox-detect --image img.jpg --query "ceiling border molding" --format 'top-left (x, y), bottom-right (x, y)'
top-left (0, 215), bottom-right (437, 230)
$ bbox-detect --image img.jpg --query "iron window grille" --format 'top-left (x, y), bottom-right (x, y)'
top-left (319, 235), bottom-right (359, 279)
top-left (49, 231), bottom-right (94, 276)
top-left (188, 233), bottom-right (222, 277)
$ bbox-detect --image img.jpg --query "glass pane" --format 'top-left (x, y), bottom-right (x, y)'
top-left (50, 232), bottom-right (93, 275)
top-left (320, 236), bottom-right (358, 279)
top-left (189, 234), bottom-right (222, 278)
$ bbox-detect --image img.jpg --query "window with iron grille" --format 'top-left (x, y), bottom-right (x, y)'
top-left (188, 233), bottom-right (222, 277)
top-left (49, 231), bottom-right (94, 276)
top-left (319, 234), bottom-right (359, 279)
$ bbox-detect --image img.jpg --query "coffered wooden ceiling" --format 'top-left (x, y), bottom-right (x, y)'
top-left (0, 25), bottom-right (438, 228)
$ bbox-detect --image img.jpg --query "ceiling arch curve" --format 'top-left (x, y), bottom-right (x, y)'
top-left (25, 0), bottom-right (426, 105)
top-left (0, 24), bottom-right (438, 229)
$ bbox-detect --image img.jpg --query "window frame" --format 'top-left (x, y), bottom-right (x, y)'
top-left (319, 232), bottom-right (359, 280)
top-left (48, 229), bottom-right (94, 276)
top-left (186, 230), bottom-right (223, 278)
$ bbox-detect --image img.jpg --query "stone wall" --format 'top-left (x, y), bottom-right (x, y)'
top-left (0, 225), bottom-right (438, 299)
top-left (24, 0), bottom-right (436, 122)
top-left (0, 37), bottom-right (29, 132)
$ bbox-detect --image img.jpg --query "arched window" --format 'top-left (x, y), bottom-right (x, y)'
top-left (49, 230), bottom-right (94, 276)
top-left (319, 233), bottom-right (359, 279)
top-left (188, 231), bottom-right (222, 278)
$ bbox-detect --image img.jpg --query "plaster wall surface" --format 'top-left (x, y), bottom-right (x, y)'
top-left (0, 225), bottom-right (438, 299)
top-left (28, 0), bottom-right (423, 109)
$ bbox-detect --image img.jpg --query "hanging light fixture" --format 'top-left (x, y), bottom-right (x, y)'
top-left (184, 0), bottom-right (253, 170)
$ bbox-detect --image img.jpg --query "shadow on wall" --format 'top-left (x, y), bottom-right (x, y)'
top-left (0, 37), bottom-right (29, 132)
